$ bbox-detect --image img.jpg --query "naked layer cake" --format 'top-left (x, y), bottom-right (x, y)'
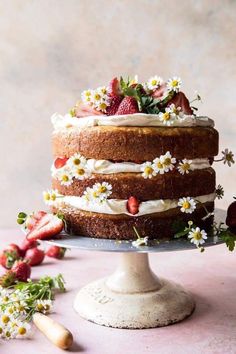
top-left (44, 75), bottom-right (219, 240)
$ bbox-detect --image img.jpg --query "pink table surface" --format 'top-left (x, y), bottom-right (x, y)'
top-left (0, 229), bottom-right (236, 354)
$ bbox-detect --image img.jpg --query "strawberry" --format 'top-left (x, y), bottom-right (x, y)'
top-left (20, 238), bottom-right (38, 255)
top-left (0, 271), bottom-right (16, 288)
top-left (54, 157), bottom-right (68, 169)
top-left (25, 211), bottom-right (47, 231)
top-left (108, 77), bottom-right (121, 97)
top-left (0, 248), bottom-right (20, 269)
top-left (12, 260), bottom-right (31, 282)
top-left (27, 213), bottom-right (64, 241)
top-left (7, 244), bottom-right (21, 258)
top-left (24, 247), bottom-right (45, 266)
top-left (167, 92), bottom-right (193, 115)
top-left (75, 102), bottom-right (103, 118)
top-left (106, 95), bottom-right (123, 116)
top-left (46, 246), bottom-right (67, 259)
top-left (127, 196), bottom-right (140, 215)
top-left (151, 83), bottom-right (167, 99)
top-left (115, 97), bottom-right (139, 115)
top-left (226, 198), bottom-right (236, 232)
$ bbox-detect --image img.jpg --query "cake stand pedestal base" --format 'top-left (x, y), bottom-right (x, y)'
top-left (74, 252), bottom-right (195, 329)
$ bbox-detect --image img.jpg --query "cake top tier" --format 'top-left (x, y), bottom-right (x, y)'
top-left (52, 75), bottom-right (214, 129)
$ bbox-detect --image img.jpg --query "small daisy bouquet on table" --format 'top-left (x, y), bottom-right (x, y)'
top-left (0, 274), bottom-right (65, 340)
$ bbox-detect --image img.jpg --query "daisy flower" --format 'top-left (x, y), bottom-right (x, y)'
top-left (90, 90), bottom-right (103, 105)
top-left (152, 157), bottom-right (166, 174)
top-left (97, 86), bottom-right (108, 96)
top-left (178, 197), bottom-right (196, 214)
top-left (221, 148), bottom-right (235, 166)
top-left (82, 186), bottom-right (93, 202)
top-left (132, 236), bottom-right (149, 248)
top-left (166, 76), bottom-right (182, 92)
top-left (92, 182), bottom-right (112, 201)
top-left (141, 162), bottom-right (157, 179)
top-left (43, 189), bottom-right (61, 206)
top-left (146, 75), bottom-right (163, 91)
top-left (160, 151), bottom-right (176, 172)
top-left (188, 227), bottom-right (207, 247)
top-left (57, 168), bottom-right (73, 186)
top-left (168, 103), bottom-right (184, 119)
top-left (158, 106), bottom-right (176, 126)
top-left (36, 299), bottom-right (53, 314)
top-left (15, 320), bottom-right (31, 338)
top-left (81, 89), bottom-right (92, 103)
top-left (72, 166), bottom-right (90, 180)
top-left (67, 153), bottom-right (87, 169)
top-left (177, 159), bottom-right (192, 175)
top-left (96, 100), bottom-right (109, 112)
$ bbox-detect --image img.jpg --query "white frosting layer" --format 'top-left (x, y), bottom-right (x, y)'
top-left (56, 192), bottom-right (215, 217)
top-left (51, 113), bottom-right (214, 131)
top-left (51, 158), bottom-right (211, 176)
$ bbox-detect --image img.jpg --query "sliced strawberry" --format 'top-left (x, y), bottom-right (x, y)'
top-left (115, 97), bottom-right (139, 115)
top-left (167, 92), bottom-right (193, 115)
top-left (24, 247), bottom-right (45, 266)
top-left (127, 196), bottom-right (140, 215)
top-left (0, 248), bottom-right (20, 269)
top-left (151, 83), bottom-right (167, 98)
top-left (54, 157), bottom-right (68, 169)
top-left (106, 95), bottom-right (123, 116)
top-left (25, 211), bottom-right (47, 231)
top-left (46, 246), bottom-right (67, 259)
top-left (76, 102), bottom-right (104, 118)
top-left (108, 77), bottom-right (121, 97)
top-left (27, 214), bottom-right (64, 241)
top-left (12, 260), bottom-right (31, 282)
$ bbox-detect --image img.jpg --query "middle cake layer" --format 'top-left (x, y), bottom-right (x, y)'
top-left (52, 168), bottom-right (215, 200)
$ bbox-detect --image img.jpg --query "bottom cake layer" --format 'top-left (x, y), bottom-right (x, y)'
top-left (52, 202), bottom-right (214, 240)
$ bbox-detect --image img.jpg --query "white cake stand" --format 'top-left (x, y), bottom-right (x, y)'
top-left (45, 209), bottom-right (225, 329)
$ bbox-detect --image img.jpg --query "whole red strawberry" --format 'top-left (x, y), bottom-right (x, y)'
top-left (127, 196), bottom-right (140, 215)
top-left (20, 238), bottom-right (38, 256)
top-left (167, 92), bottom-right (193, 115)
top-left (108, 77), bottom-right (121, 97)
top-left (115, 97), bottom-right (139, 115)
top-left (12, 260), bottom-right (31, 282)
top-left (226, 198), bottom-right (236, 232)
top-left (106, 96), bottom-right (123, 116)
top-left (7, 244), bottom-right (21, 258)
top-left (27, 213), bottom-right (64, 241)
top-left (46, 246), bottom-right (67, 259)
top-left (24, 247), bottom-right (45, 266)
top-left (54, 157), bottom-right (68, 169)
top-left (0, 247), bottom-right (21, 269)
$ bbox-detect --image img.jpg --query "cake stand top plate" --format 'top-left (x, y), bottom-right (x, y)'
top-left (44, 209), bottom-right (225, 253)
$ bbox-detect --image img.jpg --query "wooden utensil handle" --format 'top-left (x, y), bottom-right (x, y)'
top-left (33, 312), bottom-right (73, 350)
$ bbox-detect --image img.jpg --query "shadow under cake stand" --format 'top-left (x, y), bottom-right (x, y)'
top-left (45, 209), bottom-right (225, 329)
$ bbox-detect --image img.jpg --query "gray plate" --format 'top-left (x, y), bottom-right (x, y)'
top-left (43, 209), bottom-right (226, 253)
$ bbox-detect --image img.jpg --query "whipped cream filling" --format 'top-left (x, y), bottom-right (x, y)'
top-left (55, 192), bottom-right (215, 217)
top-left (51, 113), bottom-right (214, 131)
top-left (51, 158), bottom-right (211, 177)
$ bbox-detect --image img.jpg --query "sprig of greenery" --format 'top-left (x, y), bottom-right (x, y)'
top-left (212, 222), bottom-right (236, 251)
top-left (174, 220), bottom-right (195, 239)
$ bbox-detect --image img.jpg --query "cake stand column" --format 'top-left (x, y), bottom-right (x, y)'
top-left (74, 252), bottom-right (195, 329)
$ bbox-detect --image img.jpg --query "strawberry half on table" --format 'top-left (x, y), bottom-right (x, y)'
top-left (26, 213), bottom-right (64, 241)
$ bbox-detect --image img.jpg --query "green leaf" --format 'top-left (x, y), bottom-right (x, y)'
top-left (174, 228), bottom-right (190, 239)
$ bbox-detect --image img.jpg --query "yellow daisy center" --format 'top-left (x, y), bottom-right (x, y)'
top-left (3, 296), bottom-right (9, 302)
top-left (85, 91), bottom-right (91, 97)
top-left (18, 327), bottom-right (26, 335)
top-left (172, 80), bottom-right (178, 87)
top-left (77, 168), bottom-right (85, 176)
top-left (99, 102), bottom-right (107, 110)
top-left (193, 231), bottom-right (202, 240)
top-left (73, 158), bottom-right (81, 165)
top-left (151, 79), bottom-right (157, 86)
top-left (182, 201), bottom-right (191, 209)
top-left (62, 175), bottom-right (69, 182)
top-left (163, 112), bottom-right (170, 121)
top-left (37, 303), bottom-right (44, 311)
top-left (98, 186), bottom-right (107, 193)
top-left (157, 162), bottom-right (163, 169)
top-left (182, 163), bottom-right (190, 171)
top-left (51, 194), bottom-right (56, 201)
top-left (2, 315), bottom-right (10, 324)
top-left (164, 158), bottom-right (171, 165)
top-left (144, 166), bottom-right (153, 175)
top-left (101, 88), bottom-right (107, 94)
top-left (44, 193), bottom-right (50, 201)
top-left (94, 93), bottom-right (101, 101)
